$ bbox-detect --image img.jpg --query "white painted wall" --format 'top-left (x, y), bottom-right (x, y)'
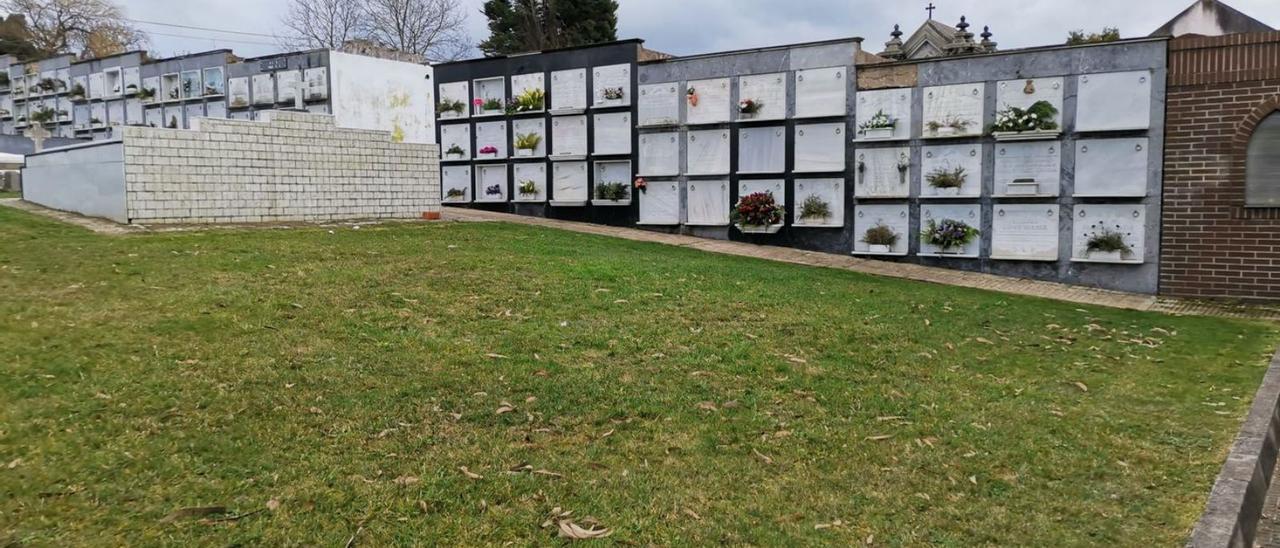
top-left (329, 51), bottom-right (436, 144)
top-left (22, 141), bottom-right (127, 223)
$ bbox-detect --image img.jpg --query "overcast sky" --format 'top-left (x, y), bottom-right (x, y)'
top-left (110, 0), bottom-right (1280, 60)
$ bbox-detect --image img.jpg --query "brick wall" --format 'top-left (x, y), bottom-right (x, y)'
top-left (120, 110), bottom-right (439, 224)
top-left (1162, 32), bottom-right (1280, 300)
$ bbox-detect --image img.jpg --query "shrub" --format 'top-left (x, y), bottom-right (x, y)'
top-left (438, 98), bottom-right (465, 114)
top-left (594, 182), bottom-right (629, 201)
top-left (862, 224), bottom-right (900, 247)
top-left (446, 188), bottom-right (466, 199)
top-left (515, 132), bottom-right (542, 150)
top-left (926, 166), bottom-right (967, 189)
top-left (799, 195), bottom-right (831, 221)
top-left (731, 191), bottom-right (783, 227)
top-left (446, 144), bottom-right (465, 155)
top-left (1085, 228), bottom-right (1132, 254)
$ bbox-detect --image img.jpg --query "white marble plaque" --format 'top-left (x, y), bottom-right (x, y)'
top-left (992, 205), bottom-right (1060, 261)
top-left (686, 129), bottom-right (731, 175)
top-left (792, 179), bottom-right (845, 228)
top-left (794, 66), bottom-right (847, 118)
top-left (687, 179), bottom-right (730, 226)
top-left (476, 164), bottom-right (508, 202)
top-left (275, 70), bottom-right (301, 103)
top-left (182, 103), bottom-right (203, 127)
top-left (922, 144), bottom-right (982, 198)
top-left (995, 77), bottom-right (1063, 129)
top-left (550, 69), bottom-right (587, 112)
top-left (854, 147), bottom-right (911, 198)
top-left (593, 112), bottom-right (631, 155)
top-left (304, 67), bottom-right (328, 100)
top-left (161, 105), bottom-right (180, 129)
top-left (511, 72), bottom-right (544, 99)
top-left (1074, 138), bottom-right (1148, 197)
top-left (442, 165), bottom-right (472, 203)
top-left (473, 76), bottom-right (505, 114)
top-left (920, 204), bottom-right (982, 257)
top-left (794, 123), bottom-right (846, 173)
top-left (639, 180), bottom-right (681, 225)
top-left (228, 110), bottom-right (252, 121)
top-left (89, 73), bottom-right (105, 99)
top-left (474, 120), bottom-right (508, 159)
top-left (593, 160), bottom-right (632, 203)
top-left (511, 118), bottom-right (547, 157)
top-left (552, 161), bottom-right (589, 204)
top-left (125, 99), bottom-right (143, 124)
top-left (739, 179), bottom-right (786, 208)
top-left (439, 123), bottom-right (471, 159)
top-left (639, 132), bottom-right (680, 176)
top-left (252, 73), bottom-right (274, 105)
top-left (856, 88), bottom-right (912, 141)
top-left (994, 142), bottom-right (1061, 197)
top-left (922, 83), bottom-right (984, 139)
top-left (143, 107), bottom-right (162, 128)
top-left (122, 67), bottom-right (140, 94)
top-left (228, 77), bottom-right (250, 108)
top-left (853, 203), bottom-right (910, 255)
top-left (1076, 71), bottom-right (1152, 132)
top-left (737, 72), bottom-right (787, 121)
top-left (551, 115), bottom-right (588, 157)
top-left (638, 83), bottom-right (679, 126)
top-left (205, 101), bottom-right (226, 120)
top-left (1072, 204), bottom-right (1146, 263)
top-left (438, 81), bottom-right (469, 118)
top-left (513, 162), bottom-right (548, 202)
top-left (306, 104), bottom-right (329, 115)
top-left (89, 103), bottom-right (106, 126)
top-left (738, 126), bottom-right (786, 174)
top-left (592, 64), bottom-right (631, 107)
top-left (685, 78), bottom-right (730, 125)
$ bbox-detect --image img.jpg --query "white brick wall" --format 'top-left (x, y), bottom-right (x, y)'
top-left (120, 110), bottom-right (440, 224)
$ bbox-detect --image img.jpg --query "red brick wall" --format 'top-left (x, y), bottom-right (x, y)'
top-left (1162, 32), bottom-right (1280, 300)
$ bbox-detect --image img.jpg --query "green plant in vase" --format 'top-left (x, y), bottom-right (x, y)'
top-left (921, 219), bottom-right (979, 254)
top-left (514, 132), bottom-right (541, 156)
top-left (798, 195), bottom-right (832, 224)
top-left (518, 180), bottom-right (538, 197)
top-left (594, 181), bottom-right (629, 201)
top-left (1084, 227), bottom-right (1133, 262)
top-left (861, 223), bottom-right (900, 253)
top-left (731, 191), bottom-right (784, 233)
top-left (926, 166), bottom-right (967, 196)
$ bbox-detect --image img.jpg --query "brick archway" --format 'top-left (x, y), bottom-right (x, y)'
top-left (1229, 97), bottom-right (1280, 215)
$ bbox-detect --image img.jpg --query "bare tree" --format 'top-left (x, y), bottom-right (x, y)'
top-left (279, 0), bottom-right (364, 50)
top-left (0, 0), bottom-right (147, 58)
top-left (361, 0), bottom-right (470, 62)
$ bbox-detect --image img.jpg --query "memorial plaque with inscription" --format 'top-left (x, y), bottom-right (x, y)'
top-left (1076, 71), bottom-right (1152, 132)
top-left (439, 124), bottom-right (471, 158)
top-left (794, 66), bottom-right (846, 118)
top-left (639, 132), bottom-right (680, 176)
top-left (854, 147), bottom-right (911, 198)
top-left (686, 129), bottom-right (730, 175)
top-left (995, 77), bottom-right (1063, 129)
top-left (160, 105), bottom-right (179, 129)
top-left (228, 77), bottom-right (250, 108)
top-left (304, 68), bottom-right (328, 100)
top-left (89, 73), bottom-right (105, 99)
top-left (182, 103), bottom-right (203, 127)
top-left (251, 73), bottom-right (274, 105)
top-left (513, 162), bottom-right (547, 202)
top-left (737, 72), bottom-right (787, 121)
top-left (442, 165), bottom-right (472, 203)
top-left (685, 78), bottom-right (730, 125)
top-left (1072, 204), bottom-right (1146, 263)
top-left (794, 123), bottom-right (846, 173)
top-left (551, 115), bottom-right (588, 158)
top-left (511, 72), bottom-right (544, 99)
top-left (107, 101), bottom-right (126, 126)
top-left (994, 141), bottom-right (1060, 196)
top-left (276, 71), bottom-right (301, 104)
top-left (921, 144), bottom-right (982, 197)
top-left (122, 67), bottom-right (139, 93)
top-left (1074, 138), bottom-right (1148, 197)
top-left (143, 107), bottom-right (162, 128)
top-left (593, 64), bottom-right (631, 107)
top-left (550, 69), bottom-right (587, 112)
top-left (476, 164), bottom-right (508, 202)
top-left (738, 126), bottom-right (785, 174)
top-left (793, 179), bottom-right (845, 228)
top-left (511, 118), bottom-right (546, 157)
top-left (638, 83), bottom-right (679, 126)
top-left (922, 83), bottom-right (984, 139)
top-left (593, 112), bottom-right (631, 155)
top-left (920, 204), bottom-right (982, 257)
top-left (855, 88), bottom-right (912, 141)
top-left (204, 101), bottom-right (226, 120)
top-left (639, 180), bottom-right (681, 225)
top-left (551, 161), bottom-right (589, 204)
top-left (853, 203), bottom-right (910, 255)
top-left (474, 121), bottom-right (508, 159)
top-left (687, 179), bottom-right (730, 226)
top-left (991, 204), bottom-right (1060, 261)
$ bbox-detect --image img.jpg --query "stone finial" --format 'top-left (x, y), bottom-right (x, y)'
top-left (944, 15), bottom-right (983, 56)
top-left (980, 25), bottom-right (998, 52)
top-left (957, 16), bottom-right (970, 33)
top-left (880, 24), bottom-right (906, 60)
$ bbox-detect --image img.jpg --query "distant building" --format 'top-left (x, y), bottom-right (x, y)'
top-left (1150, 0), bottom-right (1274, 38)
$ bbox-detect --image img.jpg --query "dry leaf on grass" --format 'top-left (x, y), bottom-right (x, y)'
top-left (683, 508), bottom-right (702, 520)
top-left (695, 401), bottom-right (718, 411)
top-left (865, 434), bottom-right (893, 441)
top-left (459, 466), bottom-right (484, 480)
top-left (266, 498), bottom-right (281, 511)
top-left (1072, 382), bottom-right (1089, 392)
top-left (160, 506), bottom-right (228, 523)
top-left (394, 475), bottom-right (420, 486)
top-left (557, 520), bottom-right (612, 539)
top-left (975, 337), bottom-right (995, 345)
top-left (752, 448), bottom-right (774, 465)
top-left (496, 402), bottom-right (516, 414)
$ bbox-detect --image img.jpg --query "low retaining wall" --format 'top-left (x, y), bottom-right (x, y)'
top-left (1188, 347), bottom-right (1280, 547)
top-left (23, 141), bottom-right (127, 222)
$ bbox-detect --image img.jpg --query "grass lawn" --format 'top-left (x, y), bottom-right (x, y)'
top-left (0, 191), bottom-right (19, 199)
top-left (0, 207), bottom-right (1276, 545)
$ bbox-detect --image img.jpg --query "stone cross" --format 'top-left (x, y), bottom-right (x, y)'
top-left (23, 123), bottom-right (50, 153)
top-left (293, 80), bottom-right (307, 111)
top-left (926, 2), bottom-right (936, 19)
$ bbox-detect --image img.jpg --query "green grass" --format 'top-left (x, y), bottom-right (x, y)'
top-left (0, 207), bottom-right (1275, 545)
top-left (0, 191), bottom-right (19, 199)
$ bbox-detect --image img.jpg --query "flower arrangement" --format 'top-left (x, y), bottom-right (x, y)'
top-left (126, 83), bottom-right (138, 95)
top-left (594, 181), bottom-right (629, 201)
top-left (738, 98), bottom-right (763, 116)
top-left (446, 188), bottom-right (466, 199)
top-left (37, 78), bottom-right (57, 92)
top-left (509, 88), bottom-right (545, 113)
top-left (70, 83), bottom-right (86, 100)
top-left (926, 166), bottom-right (967, 192)
top-left (897, 154), bottom-right (911, 183)
top-left (1085, 227), bottom-right (1132, 260)
top-left (799, 195), bottom-right (831, 222)
top-left (925, 115), bottom-right (974, 136)
top-left (30, 107), bottom-right (55, 124)
top-left (862, 223), bottom-right (900, 253)
top-left (603, 87), bottom-right (625, 101)
top-left (478, 145), bottom-right (499, 157)
top-left (475, 97), bottom-right (503, 114)
top-left (485, 184), bottom-right (503, 196)
top-left (858, 109), bottom-right (897, 137)
top-left (633, 177), bottom-right (647, 194)
top-left (518, 180), bottom-right (538, 196)
top-left (514, 132), bottom-right (541, 155)
top-left (921, 219), bottom-right (979, 252)
top-left (685, 87), bottom-right (698, 107)
top-left (438, 98), bottom-right (466, 115)
top-left (731, 191), bottom-right (784, 231)
top-left (445, 144), bottom-right (465, 158)
top-left (991, 100), bottom-right (1059, 134)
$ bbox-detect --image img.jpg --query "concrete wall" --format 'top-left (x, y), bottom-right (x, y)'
top-left (330, 51), bottom-right (435, 144)
top-left (22, 141), bottom-right (127, 222)
top-left (119, 110), bottom-right (439, 224)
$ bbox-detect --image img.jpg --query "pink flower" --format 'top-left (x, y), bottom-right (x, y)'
top-left (473, 98), bottom-right (483, 107)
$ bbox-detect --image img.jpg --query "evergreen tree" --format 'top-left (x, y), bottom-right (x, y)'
top-left (479, 0), bottom-right (617, 56)
top-left (0, 14), bottom-right (41, 60)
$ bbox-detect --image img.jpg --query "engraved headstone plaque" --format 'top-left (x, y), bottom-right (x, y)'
top-left (687, 179), bottom-right (730, 226)
top-left (592, 64), bottom-right (631, 107)
top-left (304, 67), bottom-right (328, 100)
top-left (794, 123), bottom-right (846, 173)
top-left (228, 77), bottom-right (250, 108)
top-left (853, 203), bottom-right (910, 255)
top-left (685, 78), bottom-right (730, 125)
top-left (442, 165), bottom-right (472, 203)
top-left (792, 179), bottom-right (845, 228)
top-left (994, 142), bottom-right (1060, 196)
top-left (160, 105), bottom-right (179, 129)
top-left (686, 129), bottom-right (730, 175)
top-left (638, 83), bottom-right (679, 126)
top-left (794, 66), bottom-right (846, 118)
top-left (143, 107), bottom-right (162, 128)
top-left (991, 204), bottom-right (1060, 261)
top-left (89, 73), bottom-right (105, 99)
top-left (738, 126), bottom-right (786, 174)
top-left (476, 164), bottom-right (508, 202)
top-left (551, 161), bottom-right (589, 204)
top-left (737, 72), bottom-right (786, 121)
top-left (474, 120), bottom-right (509, 159)
top-left (854, 147), bottom-right (911, 198)
top-left (511, 118), bottom-right (546, 157)
top-left (513, 162), bottom-right (547, 202)
top-left (995, 77), bottom-right (1064, 129)
top-left (122, 67), bottom-right (140, 94)
top-left (1072, 204), bottom-right (1146, 263)
top-left (922, 83), bottom-right (984, 139)
top-left (639, 180), bottom-right (681, 225)
top-left (202, 100), bottom-right (225, 120)
top-left (550, 69), bottom-right (587, 112)
top-left (252, 73), bottom-right (274, 105)
top-left (921, 144), bottom-right (982, 197)
top-left (920, 204), bottom-right (982, 257)
top-left (1074, 138), bottom-right (1148, 197)
top-left (511, 72), bottom-right (544, 102)
top-left (639, 132), bottom-right (680, 176)
top-left (1076, 71), bottom-right (1152, 132)
top-left (182, 103), bottom-right (203, 127)
top-left (855, 88), bottom-right (912, 141)
top-left (593, 112), bottom-right (631, 155)
top-left (438, 81), bottom-right (469, 118)
top-left (551, 115), bottom-right (588, 157)
top-left (439, 123), bottom-right (471, 158)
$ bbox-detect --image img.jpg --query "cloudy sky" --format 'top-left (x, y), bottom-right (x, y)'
top-left (111, 0), bottom-right (1280, 59)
